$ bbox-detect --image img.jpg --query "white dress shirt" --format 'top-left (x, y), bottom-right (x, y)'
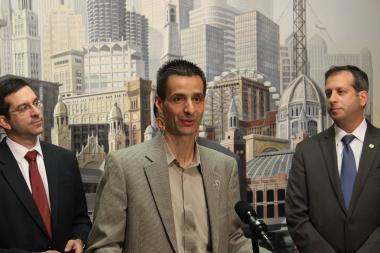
top-left (335, 119), bottom-right (367, 176)
top-left (6, 137), bottom-right (51, 207)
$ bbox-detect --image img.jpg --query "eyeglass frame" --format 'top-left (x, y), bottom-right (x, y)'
top-left (9, 99), bottom-right (43, 115)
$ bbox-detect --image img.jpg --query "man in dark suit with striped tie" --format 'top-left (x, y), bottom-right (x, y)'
top-left (286, 65), bottom-right (380, 253)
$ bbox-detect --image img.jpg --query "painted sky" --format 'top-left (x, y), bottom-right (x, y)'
top-left (273, 0), bottom-right (380, 124)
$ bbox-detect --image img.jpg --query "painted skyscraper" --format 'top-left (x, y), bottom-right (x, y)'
top-left (181, 24), bottom-right (224, 81)
top-left (33, 0), bottom-right (88, 41)
top-left (161, 3), bottom-right (181, 64)
top-left (41, 3), bottom-right (85, 81)
top-left (189, 0), bottom-right (239, 71)
top-left (235, 10), bottom-right (280, 93)
top-left (12, 0), bottom-right (41, 79)
top-left (140, 0), bottom-right (193, 79)
top-left (227, 0), bottom-right (273, 20)
top-left (125, 11), bottom-right (149, 79)
top-left (0, 0), bottom-right (13, 75)
top-left (87, 0), bottom-right (126, 42)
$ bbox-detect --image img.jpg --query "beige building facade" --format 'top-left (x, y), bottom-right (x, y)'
top-left (41, 4), bottom-right (85, 81)
top-left (51, 78), bottom-right (152, 153)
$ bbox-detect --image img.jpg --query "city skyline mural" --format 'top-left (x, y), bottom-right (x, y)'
top-left (0, 1), bottom-right (379, 250)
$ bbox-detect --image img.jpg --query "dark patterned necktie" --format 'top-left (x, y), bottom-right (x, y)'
top-left (340, 135), bottom-right (357, 209)
top-left (25, 150), bottom-right (52, 238)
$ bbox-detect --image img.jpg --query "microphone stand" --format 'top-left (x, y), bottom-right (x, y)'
top-left (249, 219), bottom-right (274, 253)
top-left (251, 236), bottom-right (260, 253)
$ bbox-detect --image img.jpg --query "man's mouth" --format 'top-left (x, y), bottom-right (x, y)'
top-left (31, 119), bottom-right (43, 126)
top-left (181, 119), bottom-right (195, 126)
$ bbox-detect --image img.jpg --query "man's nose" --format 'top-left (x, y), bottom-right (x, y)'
top-left (30, 104), bottom-right (41, 116)
top-left (184, 99), bottom-right (195, 114)
top-left (328, 91), bottom-right (338, 103)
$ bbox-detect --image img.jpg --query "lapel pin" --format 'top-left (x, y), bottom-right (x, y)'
top-left (213, 179), bottom-right (220, 188)
top-left (369, 144), bottom-right (375, 149)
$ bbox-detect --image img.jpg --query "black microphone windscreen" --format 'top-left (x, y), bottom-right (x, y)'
top-left (234, 200), bottom-right (250, 223)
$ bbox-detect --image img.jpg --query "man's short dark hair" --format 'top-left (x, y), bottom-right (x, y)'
top-left (325, 65), bottom-right (369, 92)
top-left (156, 59), bottom-right (207, 100)
top-left (0, 77), bottom-right (31, 118)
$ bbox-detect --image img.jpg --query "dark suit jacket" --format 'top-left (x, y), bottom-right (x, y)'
top-left (286, 123), bottom-right (380, 253)
top-left (0, 138), bottom-right (91, 253)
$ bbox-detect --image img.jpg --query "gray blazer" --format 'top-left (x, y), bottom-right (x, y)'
top-left (286, 123), bottom-right (380, 253)
top-left (86, 134), bottom-right (252, 253)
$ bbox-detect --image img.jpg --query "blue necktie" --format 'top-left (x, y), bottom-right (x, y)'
top-left (341, 134), bottom-right (357, 209)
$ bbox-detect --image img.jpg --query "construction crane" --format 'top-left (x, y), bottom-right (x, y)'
top-left (293, 0), bottom-right (307, 77)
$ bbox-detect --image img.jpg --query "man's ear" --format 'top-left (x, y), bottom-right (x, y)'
top-left (155, 96), bottom-right (164, 113)
top-left (0, 116), bottom-right (11, 130)
top-left (359, 90), bottom-right (369, 108)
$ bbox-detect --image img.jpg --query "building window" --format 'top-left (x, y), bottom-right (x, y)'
top-left (267, 190), bottom-right (274, 202)
top-left (278, 189), bottom-right (285, 201)
top-left (247, 191), bottom-right (253, 203)
top-left (256, 191), bottom-right (263, 203)
top-left (267, 204), bottom-right (274, 218)
top-left (256, 205), bottom-right (264, 218)
top-left (278, 203), bottom-right (285, 217)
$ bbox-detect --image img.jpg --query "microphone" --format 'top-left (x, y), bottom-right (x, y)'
top-left (235, 201), bottom-right (274, 251)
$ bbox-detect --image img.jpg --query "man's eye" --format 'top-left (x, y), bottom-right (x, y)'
top-left (337, 90), bottom-right (345, 95)
top-left (193, 97), bottom-right (203, 103)
top-left (17, 105), bottom-right (28, 112)
top-left (173, 97), bottom-right (183, 102)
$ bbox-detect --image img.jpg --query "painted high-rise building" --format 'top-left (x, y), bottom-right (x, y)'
top-left (279, 35), bottom-right (296, 94)
top-left (51, 49), bottom-right (85, 96)
top-left (83, 41), bottom-right (145, 93)
top-left (235, 10), bottom-right (280, 93)
top-left (181, 24), bottom-right (224, 81)
top-left (87, 0), bottom-right (126, 42)
top-left (161, 3), bottom-right (181, 64)
top-left (227, 0), bottom-right (273, 20)
top-left (0, 0), bottom-right (13, 75)
top-left (140, 0), bottom-right (194, 80)
top-left (33, 0), bottom-right (88, 42)
top-left (41, 3), bottom-right (85, 81)
top-left (12, 0), bottom-right (41, 79)
top-left (190, 0), bottom-right (239, 71)
top-left (125, 11), bottom-right (149, 79)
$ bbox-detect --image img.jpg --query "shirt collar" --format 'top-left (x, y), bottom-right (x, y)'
top-left (6, 137), bottom-right (43, 163)
top-left (163, 138), bottom-right (201, 169)
top-left (335, 119), bottom-right (367, 143)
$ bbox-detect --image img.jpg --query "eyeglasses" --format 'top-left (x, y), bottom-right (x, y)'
top-left (10, 100), bottom-right (43, 114)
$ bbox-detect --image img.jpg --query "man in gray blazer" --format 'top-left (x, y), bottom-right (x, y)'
top-left (286, 65), bottom-right (380, 252)
top-left (87, 60), bottom-right (261, 253)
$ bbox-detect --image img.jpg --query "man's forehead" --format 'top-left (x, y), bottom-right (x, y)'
top-left (166, 76), bottom-right (204, 93)
top-left (5, 86), bottom-right (37, 105)
top-left (326, 71), bottom-right (354, 86)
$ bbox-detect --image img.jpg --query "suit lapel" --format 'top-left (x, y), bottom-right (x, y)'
top-left (319, 126), bottom-right (347, 213)
top-left (0, 138), bottom-right (51, 238)
top-left (199, 146), bottom-right (221, 253)
top-left (41, 142), bottom-right (59, 237)
top-left (349, 123), bottom-right (380, 214)
top-left (143, 135), bottom-right (178, 253)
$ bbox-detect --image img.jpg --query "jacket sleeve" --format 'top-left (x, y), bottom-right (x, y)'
top-left (285, 144), bottom-right (336, 253)
top-left (70, 152), bottom-right (92, 245)
top-left (85, 153), bottom-right (127, 253)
